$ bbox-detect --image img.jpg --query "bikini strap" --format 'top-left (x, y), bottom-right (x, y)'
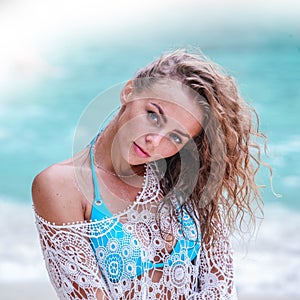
top-left (89, 138), bottom-right (103, 205)
top-left (88, 105), bottom-right (120, 204)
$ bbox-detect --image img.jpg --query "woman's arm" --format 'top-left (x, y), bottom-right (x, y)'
top-left (32, 164), bottom-right (109, 300)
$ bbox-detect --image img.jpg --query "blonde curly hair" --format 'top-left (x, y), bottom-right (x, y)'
top-left (133, 49), bottom-right (267, 243)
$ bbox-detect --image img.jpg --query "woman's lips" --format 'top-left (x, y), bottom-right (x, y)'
top-left (133, 142), bottom-right (150, 158)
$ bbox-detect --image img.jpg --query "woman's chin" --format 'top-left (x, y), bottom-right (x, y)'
top-left (127, 157), bottom-right (150, 166)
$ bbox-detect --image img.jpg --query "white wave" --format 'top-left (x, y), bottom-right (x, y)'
top-left (281, 175), bottom-right (300, 188)
top-left (269, 136), bottom-right (300, 155)
top-left (234, 203), bottom-right (300, 297)
top-left (0, 199), bottom-right (48, 282)
top-left (267, 136), bottom-right (300, 173)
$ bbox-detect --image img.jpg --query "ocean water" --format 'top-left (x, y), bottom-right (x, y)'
top-left (0, 2), bottom-right (300, 298)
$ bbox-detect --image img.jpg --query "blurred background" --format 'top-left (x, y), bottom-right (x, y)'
top-left (0, 0), bottom-right (299, 299)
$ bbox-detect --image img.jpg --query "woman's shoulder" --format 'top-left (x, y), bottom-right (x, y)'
top-left (32, 159), bottom-right (86, 225)
top-left (32, 159), bottom-right (74, 194)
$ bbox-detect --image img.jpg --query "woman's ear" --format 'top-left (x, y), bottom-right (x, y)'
top-left (120, 80), bottom-right (134, 105)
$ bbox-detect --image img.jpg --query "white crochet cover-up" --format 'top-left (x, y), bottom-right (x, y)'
top-left (35, 164), bottom-right (237, 300)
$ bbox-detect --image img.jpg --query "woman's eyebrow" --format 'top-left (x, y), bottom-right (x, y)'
top-left (150, 102), bottom-right (167, 123)
top-left (174, 129), bottom-right (190, 139)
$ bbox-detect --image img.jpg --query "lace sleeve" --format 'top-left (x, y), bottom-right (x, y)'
top-left (35, 213), bottom-right (110, 300)
top-left (195, 228), bottom-right (238, 299)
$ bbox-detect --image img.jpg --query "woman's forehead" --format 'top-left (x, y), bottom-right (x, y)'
top-left (132, 80), bottom-right (203, 124)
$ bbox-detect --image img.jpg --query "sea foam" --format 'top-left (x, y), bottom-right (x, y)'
top-left (234, 203), bottom-right (300, 297)
top-left (0, 199), bottom-right (48, 282)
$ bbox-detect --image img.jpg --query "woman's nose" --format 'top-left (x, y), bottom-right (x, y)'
top-left (145, 133), bottom-right (163, 147)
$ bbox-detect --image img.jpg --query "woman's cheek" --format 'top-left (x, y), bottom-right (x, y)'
top-left (158, 140), bottom-right (180, 158)
top-left (118, 115), bottom-right (146, 141)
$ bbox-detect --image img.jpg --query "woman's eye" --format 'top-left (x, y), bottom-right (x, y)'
top-left (169, 133), bottom-right (182, 144)
top-left (148, 111), bottom-right (160, 126)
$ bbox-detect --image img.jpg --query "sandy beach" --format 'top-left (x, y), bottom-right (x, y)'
top-left (0, 281), bottom-right (297, 300)
top-left (0, 282), bottom-right (57, 300)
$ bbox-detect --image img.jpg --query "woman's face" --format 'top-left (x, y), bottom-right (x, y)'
top-left (112, 80), bottom-right (203, 166)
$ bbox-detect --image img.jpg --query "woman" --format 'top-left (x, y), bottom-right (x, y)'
top-left (32, 49), bottom-right (265, 299)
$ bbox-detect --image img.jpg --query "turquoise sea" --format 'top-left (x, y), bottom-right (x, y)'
top-left (0, 1), bottom-right (299, 298)
top-left (1, 29), bottom-right (299, 209)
